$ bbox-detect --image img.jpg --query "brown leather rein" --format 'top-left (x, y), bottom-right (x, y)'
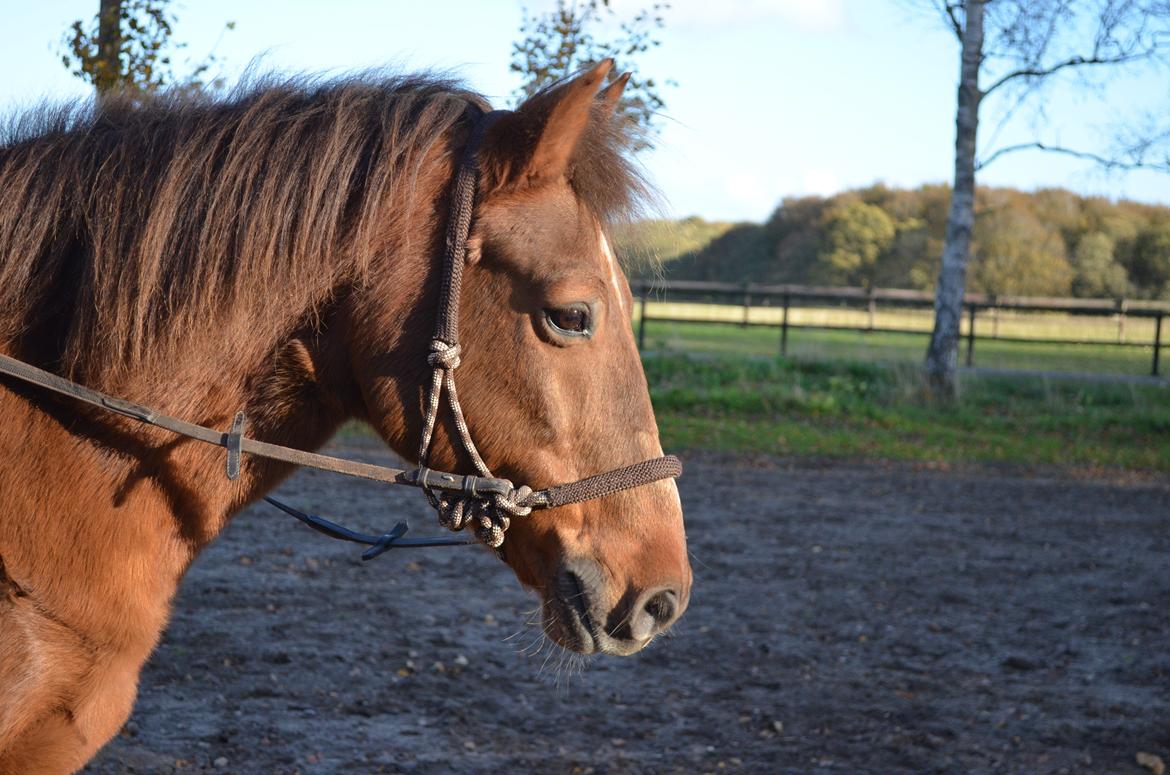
top-left (0, 108), bottom-right (681, 557)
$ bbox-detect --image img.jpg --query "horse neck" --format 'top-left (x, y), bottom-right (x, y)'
top-left (98, 222), bottom-right (443, 549)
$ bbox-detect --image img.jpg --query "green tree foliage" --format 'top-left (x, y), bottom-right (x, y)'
top-left (618, 184), bottom-right (1168, 300)
top-left (1128, 218), bottom-right (1170, 299)
top-left (688, 224), bottom-right (773, 283)
top-left (510, 0), bottom-right (670, 146)
top-left (62, 0), bottom-right (233, 97)
top-left (818, 200), bottom-right (897, 289)
top-left (1071, 232), bottom-right (1129, 298)
top-left (969, 199), bottom-right (1072, 296)
top-left (612, 216), bottom-right (734, 276)
top-left (761, 196), bottom-right (830, 284)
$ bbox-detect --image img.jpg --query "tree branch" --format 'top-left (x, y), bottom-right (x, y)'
top-left (942, 1), bottom-right (963, 39)
top-left (982, 50), bottom-right (1145, 96)
top-left (976, 141), bottom-right (1170, 172)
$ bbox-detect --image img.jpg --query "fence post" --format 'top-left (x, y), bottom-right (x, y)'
top-left (990, 295), bottom-right (999, 339)
top-left (1117, 298), bottom-right (1127, 344)
top-left (741, 283), bottom-right (752, 328)
top-left (866, 289), bottom-right (876, 332)
top-left (1154, 313), bottom-right (1164, 378)
top-left (965, 304), bottom-right (976, 367)
top-left (637, 284), bottom-right (649, 351)
top-left (780, 293), bottom-right (790, 357)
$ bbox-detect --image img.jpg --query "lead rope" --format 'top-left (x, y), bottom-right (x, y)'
top-left (415, 109), bottom-right (533, 549)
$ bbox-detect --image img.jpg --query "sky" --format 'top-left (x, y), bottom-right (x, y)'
top-left (2, 0), bottom-right (1167, 223)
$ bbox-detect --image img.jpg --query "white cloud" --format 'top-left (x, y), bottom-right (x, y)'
top-left (801, 168), bottom-right (842, 196)
top-left (653, 0), bottom-right (848, 30)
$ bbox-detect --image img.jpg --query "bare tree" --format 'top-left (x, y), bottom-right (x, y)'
top-left (923, 0), bottom-right (1170, 397)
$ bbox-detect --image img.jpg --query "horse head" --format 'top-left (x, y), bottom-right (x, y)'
top-left (353, 61), bottom-right (691, 655)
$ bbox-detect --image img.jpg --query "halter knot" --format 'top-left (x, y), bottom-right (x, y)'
top-left (427, 340), bottom-right (462, 370)
top-left (428, 484), bottom-right (535, 549)
top-left (493, 485), bottom-right (534, 518)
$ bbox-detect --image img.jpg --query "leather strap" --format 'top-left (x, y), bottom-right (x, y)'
top-left (0, 351), bottom-right (680, 553)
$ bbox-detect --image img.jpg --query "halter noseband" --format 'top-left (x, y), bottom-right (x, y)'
top-left (0, 108), bottom-right (682, 556)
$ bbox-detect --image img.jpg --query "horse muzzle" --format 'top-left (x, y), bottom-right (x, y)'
top-left (548, 555), bottom-right (688, 656)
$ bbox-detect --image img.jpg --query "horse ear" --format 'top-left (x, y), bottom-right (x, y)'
top-left (483, 59), bottom-right (613, 189)
top-left (598, 72), bottom-right (631, 117)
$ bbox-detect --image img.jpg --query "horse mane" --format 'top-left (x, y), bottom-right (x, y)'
top-left (0, 72), bottom-right (646, 384)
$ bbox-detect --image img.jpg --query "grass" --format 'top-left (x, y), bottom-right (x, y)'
top-left (336, 318), bottom-right (1168, 473)
top-left (646, 352), bottom-right (1170, 474)
top-left (637, 312), bottom-right (1164, 376)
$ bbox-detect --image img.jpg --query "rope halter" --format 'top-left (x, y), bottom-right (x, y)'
top-left (409, 108), bottom-right (680, 549)
top-left (0, 106), bottom-right (683, 558)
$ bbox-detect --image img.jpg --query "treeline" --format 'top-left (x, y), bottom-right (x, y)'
top-left (618, 184), bottom-right (1170, 300)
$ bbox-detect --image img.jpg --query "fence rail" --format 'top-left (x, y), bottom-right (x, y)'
top-left (630, 280), bottom-right (1170, 377)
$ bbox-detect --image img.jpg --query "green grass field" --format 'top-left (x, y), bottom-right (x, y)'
top-left (335, 350), bottom-right (1169, 474)
top-left (636, 301), bottom-right (1166, 376)
top-left (646, 353), bottom-right (1170, 474)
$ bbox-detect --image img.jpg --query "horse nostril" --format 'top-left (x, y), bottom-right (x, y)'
top-left (645, 589), bottom-right (677, 626)
top-left (629, 587), bottom-right (681, 642)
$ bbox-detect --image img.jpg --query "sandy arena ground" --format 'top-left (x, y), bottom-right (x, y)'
top-left (86, 439), bottom-right (1170, 774)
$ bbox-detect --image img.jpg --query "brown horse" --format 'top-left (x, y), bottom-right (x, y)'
top-left (0, 60), bottom-right (690, 772)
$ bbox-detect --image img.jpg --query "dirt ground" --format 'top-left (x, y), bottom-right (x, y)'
top-left (85, 439), bottom-right (1170, 775)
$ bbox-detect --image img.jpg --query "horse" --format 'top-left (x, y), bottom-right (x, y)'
top-left (0, 60), bottom-right (691, 772)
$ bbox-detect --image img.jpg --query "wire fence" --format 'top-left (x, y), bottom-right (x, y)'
top-left (631, 280), bottom-right (1170, 378)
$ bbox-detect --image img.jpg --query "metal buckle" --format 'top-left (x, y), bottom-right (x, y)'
top-left (397, 468), bottom-right (516, 499)
top-left (225, 411), bottom-right (246, 481)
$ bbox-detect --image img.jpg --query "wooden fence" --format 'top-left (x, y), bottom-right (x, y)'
top-left (629, 280), bottom-right (1170, 377)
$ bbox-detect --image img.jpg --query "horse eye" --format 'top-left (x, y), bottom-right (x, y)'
top-left (545, 306), bottom-right (590, 335)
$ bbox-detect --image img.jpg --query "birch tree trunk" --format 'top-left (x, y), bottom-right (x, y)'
top-left (924, 0), bottom-right (983, 398)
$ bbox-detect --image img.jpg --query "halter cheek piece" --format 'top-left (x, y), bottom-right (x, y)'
top-left (0, 108), bottom-right (681, 557)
